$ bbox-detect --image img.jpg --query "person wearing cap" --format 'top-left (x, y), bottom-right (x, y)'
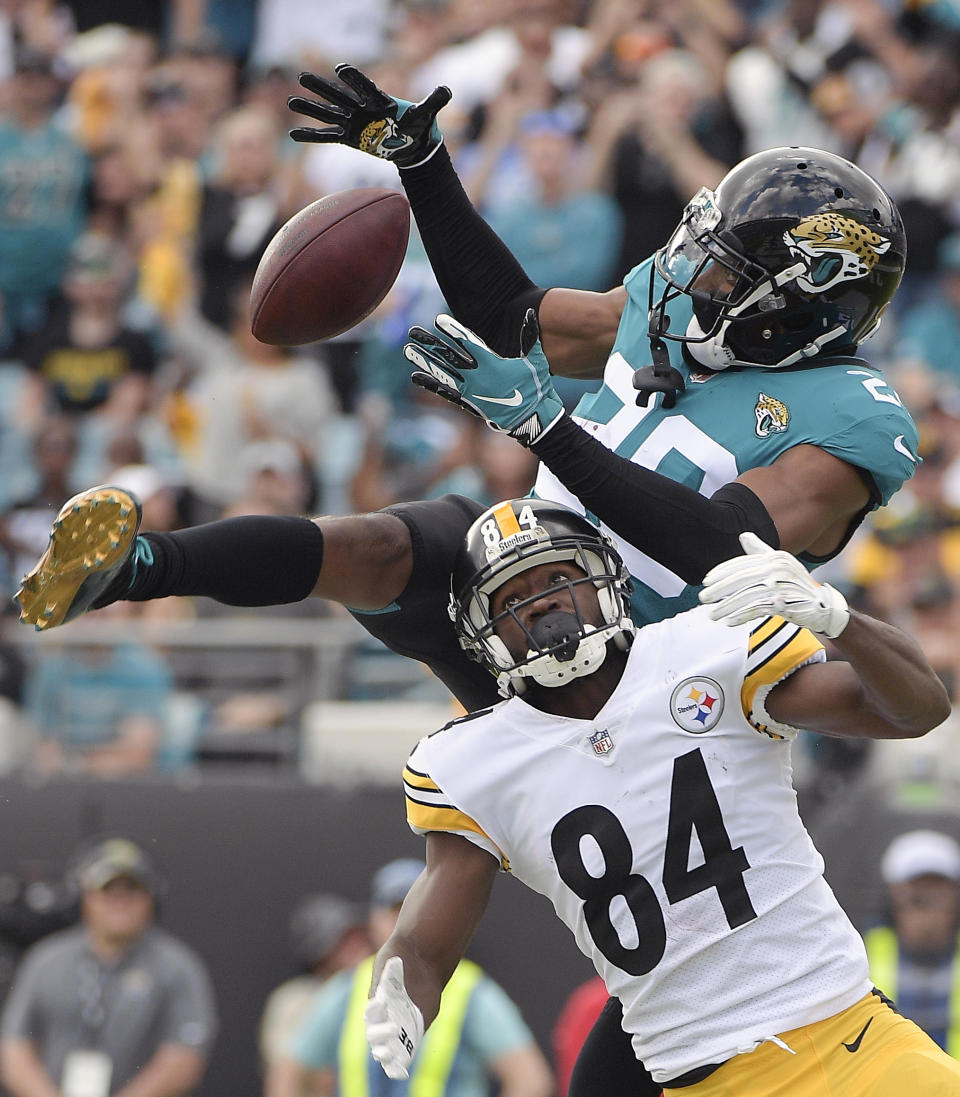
top-left (19, 230), bottom-right (158, 419)
top-left (0, 837), bottom-right (217, 1097)
top-left (260, 892), bottom-right (369, 1093)
top-left (864, 829), bottom-right (960, 1056)
top-left (269, 858), bottom-right (552, 1097)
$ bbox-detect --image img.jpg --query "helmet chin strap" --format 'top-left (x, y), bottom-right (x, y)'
top-left (686, 315), bottom-right (850, 371)
top-left (685, 259), bottom-right (852, 371)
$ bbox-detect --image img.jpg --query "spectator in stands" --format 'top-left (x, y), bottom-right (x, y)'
top-left (63, 24), bottom-right (158, 156)
top-left (0, 836), bottom-right (217, 1097)
top-left (864, 829), bottom-right (960, 1056)
top-left (195, 104), bottom-right (292, 331)
top-left (260, 893), bottom-right (369, 1097)
top-left (485, 108), bottom-right (622, 292)
top-left (20, 232), bottom-right (158, 421)
top-left (170, 281), bottom-right (336, 522)
top-left (0, 45), bottom-right (89, 353)
top-left (222, 438), bottom-right (316, 519)
top-left (551, 976), bottom-right (607, 1097)
top-left (271, 857), bottom-right (553, 1097)
top-left (348, 392), bottom-right (476, 514)
top-left (0, 417), bottom-right (80, 596)
top-left (893, 232), bottom-right (960, 388)
top-left (584, 44), bottom-right (740, 281)
top-left (22, 602), bottom-right (177, 777)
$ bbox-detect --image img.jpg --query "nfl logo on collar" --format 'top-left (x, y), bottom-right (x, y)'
top-left (589, 728), bottom-right (614, 755)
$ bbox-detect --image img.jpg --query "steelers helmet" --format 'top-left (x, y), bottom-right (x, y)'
top-left (449, 498), bottom-right (634, 697)
top-left (649, 146), bottom-right (906, 371)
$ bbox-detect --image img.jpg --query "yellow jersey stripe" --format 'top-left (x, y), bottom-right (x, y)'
top-left (748, 616), bottom-right (789, 652)
top-left (741, 622), bottom-right (824, 736)
top-left (402, 765), bottom-right (439, 791)
top-left (406, 797), bottom-right (485, 836)
top-left (745, 625), bottom-right (823, 688)
top-left (405, 797), bottom-right (499, 846)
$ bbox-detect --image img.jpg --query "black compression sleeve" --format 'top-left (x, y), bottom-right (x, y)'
top-left (127, 516), bottom-right (324, 606)
top-left (531, 415), bottom-right (779, 584)
top-left (399, 145), bottom-right (546, 355)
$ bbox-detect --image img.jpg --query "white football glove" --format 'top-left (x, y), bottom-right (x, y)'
top-left (699, 532), bottom-right (850, 638)
top-left (364, 956), bottom-right (424, 1080)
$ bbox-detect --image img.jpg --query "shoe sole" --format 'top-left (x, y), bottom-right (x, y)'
top-left (16, 487), bottom-right (139, 630)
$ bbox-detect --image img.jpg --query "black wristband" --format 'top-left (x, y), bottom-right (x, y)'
top-left (127, 516), bottom-right (324, 606)
top-left (399, 144), bottom-right (546, 354)
top-left (531, 415), bottom-right (779, 584)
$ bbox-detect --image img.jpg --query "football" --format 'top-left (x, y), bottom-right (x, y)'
top-left (249, 187), bottom-right (411, 346)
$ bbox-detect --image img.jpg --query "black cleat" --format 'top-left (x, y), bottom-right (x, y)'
top-left (15, 486), bottom-right (142, 630)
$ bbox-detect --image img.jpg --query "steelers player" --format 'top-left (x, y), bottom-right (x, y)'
top-left (364, 497), bottom-right (960, 1097)
top-left (15, 69), bottom-right (922, 1097)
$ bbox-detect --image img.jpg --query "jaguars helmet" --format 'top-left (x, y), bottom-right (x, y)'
top-left (449, 498), bottom-right (634, 697)
top-left (649, 146), bottom-right (906, 371)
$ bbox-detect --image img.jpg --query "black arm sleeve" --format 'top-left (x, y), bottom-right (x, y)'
top-left (531, 415), bottom-right (780, 584)
top-left (127, 517), bottom-right (325, 605)
top-left (399, 145), bottom-right (546, 355)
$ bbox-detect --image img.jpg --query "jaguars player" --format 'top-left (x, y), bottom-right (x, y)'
top-left (284, 67), bottom-right (916, 626)
top-left (363, 498), bottom-right (958, 1097)
top-left (15, 68), bottom-right (918, 1097)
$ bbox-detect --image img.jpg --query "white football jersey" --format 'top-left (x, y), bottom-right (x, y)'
top-left (403, 607), bottom-right (872, 1083)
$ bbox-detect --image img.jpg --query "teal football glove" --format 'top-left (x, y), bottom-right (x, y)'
top-left (288, 64), bottom-right (450, 168)
top-left (406, 310), bottom-right (565, 445)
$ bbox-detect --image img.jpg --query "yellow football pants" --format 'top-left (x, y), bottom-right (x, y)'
top-left (663, 991), bottom-right (960, 1097)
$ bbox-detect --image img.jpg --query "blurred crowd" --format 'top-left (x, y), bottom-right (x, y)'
top-left (0, 0), bottom-right (958, 782)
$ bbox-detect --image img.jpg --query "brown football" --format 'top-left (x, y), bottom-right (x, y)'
top-left (249, 188), bottom-right (411, 345)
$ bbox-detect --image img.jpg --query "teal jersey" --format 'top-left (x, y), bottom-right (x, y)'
top-left (0, 119), bottom-right (89, 294)
top-left (534, 256), bottom-right (919, 625)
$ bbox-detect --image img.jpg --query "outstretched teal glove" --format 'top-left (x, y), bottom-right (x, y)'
top-left (288, 64), bottom-right (450, 168)
top-left (406, 310), bottom-right (565, 445)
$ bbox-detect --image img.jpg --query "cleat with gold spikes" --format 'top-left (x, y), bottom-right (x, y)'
top-left (15, 486), bottom-right (142, 630)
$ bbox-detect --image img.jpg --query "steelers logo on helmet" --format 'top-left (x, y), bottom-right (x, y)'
top-left (648, 146), bottom-right (906, 374)
top-left (449, 499), bottom-right (635, 697)
top-left (670, 677), bottom-right (725, 733)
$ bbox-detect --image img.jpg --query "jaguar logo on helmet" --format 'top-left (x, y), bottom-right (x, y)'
top-left (784, 213), bottom-right (892, 295)
top-left (648, 146), bottom-right (906, 373)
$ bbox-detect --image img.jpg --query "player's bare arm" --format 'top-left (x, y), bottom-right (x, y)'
top-left (700, 533), bottom-right (951, 739)
top-left (765, 611), bottom-right (950, 739)
top-left (370, 832), bottom-right (497, 1026)
top-left (736, 444), bottom-right (873, 558)
top-left (309, 512), bottom-right (412, 610)
top-left (537, 286), bottom-right (626, 379)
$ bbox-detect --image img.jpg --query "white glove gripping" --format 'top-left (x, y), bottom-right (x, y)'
top-left (364, 956), bottom-right (425, 1080)
top-left (699, 532), bottom-right (850, 638)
